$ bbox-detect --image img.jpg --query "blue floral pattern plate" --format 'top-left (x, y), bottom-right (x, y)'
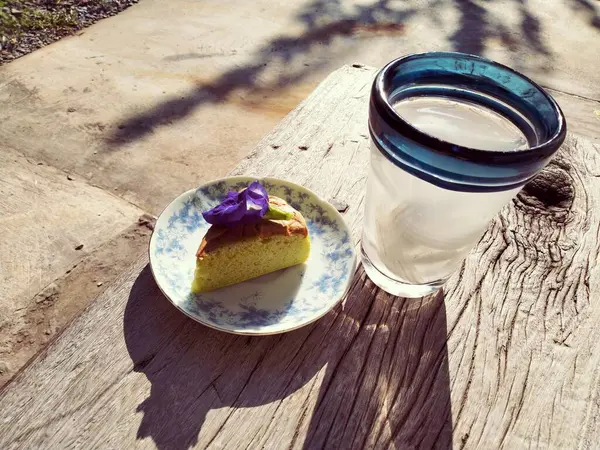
top-left (149, 177), bottom-right (356, 335)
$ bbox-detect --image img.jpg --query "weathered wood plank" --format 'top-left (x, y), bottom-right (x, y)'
top-left (0, 65), bottom-right (599, 450)
top-left (444, 134), bottom-right (600, 449)
top-left (544, 88), bottom-right (600, 142)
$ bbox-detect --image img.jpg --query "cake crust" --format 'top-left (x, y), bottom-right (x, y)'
top-left (197, 196), bottom-right (308, 257)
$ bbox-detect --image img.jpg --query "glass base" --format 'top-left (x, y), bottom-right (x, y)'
top-left (360, 245), bottom-right (446, 298)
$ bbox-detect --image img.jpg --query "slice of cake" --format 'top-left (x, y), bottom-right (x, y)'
top-left (192, 191), bottom-right (310, 293)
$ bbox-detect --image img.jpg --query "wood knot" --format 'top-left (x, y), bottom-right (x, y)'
top-left (517, 161), bottom-right (574, 218)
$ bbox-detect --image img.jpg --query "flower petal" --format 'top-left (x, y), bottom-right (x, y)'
top-left (202, 181), bottom-right (269, 226)
top-left (243, 181), bottom-right (269, 218)
top-left (202, 195), bottom-right (245, 225)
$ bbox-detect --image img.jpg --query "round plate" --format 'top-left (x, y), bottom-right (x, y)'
top-left (149, 177), bottom-right (356, 335)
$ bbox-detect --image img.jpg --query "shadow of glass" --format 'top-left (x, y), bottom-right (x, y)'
top-left (124, 265), bottom-right (453, 449)
top-left (302, 282), bottom-right (453, 449)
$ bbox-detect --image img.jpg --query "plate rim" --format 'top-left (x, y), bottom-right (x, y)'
top-left (148, 175), bottom-right (357, 335)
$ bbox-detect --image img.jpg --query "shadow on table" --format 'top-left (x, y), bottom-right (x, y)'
top-left (124, 265), bottom-right (453, 449)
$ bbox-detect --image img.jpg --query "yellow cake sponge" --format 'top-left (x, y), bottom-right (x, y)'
top-left (192, 196), bottom-right (310, 293)
top-left (192, 234), bottom-right (310, 293)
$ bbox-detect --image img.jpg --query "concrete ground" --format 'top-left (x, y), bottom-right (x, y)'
top-left (1, 0), bottom-right (599, 387)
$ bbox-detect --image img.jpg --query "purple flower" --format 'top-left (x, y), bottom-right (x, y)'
top-left (202, 181), bottom-right (269, 226)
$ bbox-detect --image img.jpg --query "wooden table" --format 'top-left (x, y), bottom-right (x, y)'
top-left (1, 65), bottom-right (600, 450)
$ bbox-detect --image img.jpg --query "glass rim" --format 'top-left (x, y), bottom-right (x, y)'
top-left (372, 51), bottom-right (567, 164)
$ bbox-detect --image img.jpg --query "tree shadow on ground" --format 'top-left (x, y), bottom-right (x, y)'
top-left (105, 0), bottom-right (415, 148)
top-left (106, 0), bottom-right (598, 149)
top-left (450, 0), bottom-right (551, 56)
top-left (567, 0), bottom-right (600, 29)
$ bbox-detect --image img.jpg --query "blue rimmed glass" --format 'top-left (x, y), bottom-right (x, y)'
top-left (361, 52), bottom-right (567, 297)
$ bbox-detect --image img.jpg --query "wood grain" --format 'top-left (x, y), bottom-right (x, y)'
top-left (544, 88), bottom-right (600, 142)
top-left (0, 65), bottom-right (599, 449)
top-left (445, 134), bottom-right (600, 449)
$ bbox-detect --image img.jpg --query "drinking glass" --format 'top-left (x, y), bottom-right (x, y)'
top-left (361, 52), bottom-right (567, 297)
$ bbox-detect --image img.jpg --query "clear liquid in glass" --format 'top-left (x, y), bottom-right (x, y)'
top-left (393, 96), bottom-right (529, 151)
top-left (363, 96), bottom-right (528, 293)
